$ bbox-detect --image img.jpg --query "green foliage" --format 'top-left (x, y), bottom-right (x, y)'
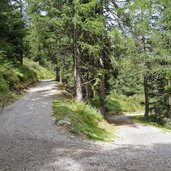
top-left (105, 91), bottom-right (144, 114)
top-left (0, 58), bottom-right (37, 88)
top-left (24, 58), bottom-right (55, 80)
top-left (109, 57), bottom-right (143, 96)
top-left (26, 0), bottom-right (110, 104)
top-left (130, 115), bottom-right (171, 131)
top-left (0, 0), bottom-right (25, 62)
top-left (0, 57), bottom-right (54, 108)
top-left (0, 58), bottom-right (38, 107)
top-left (109, 0), bottom-right (171, 124)
top-left (147, 71), bottom-right (170, 124)
top-left (53, 98), bottom-right (115, 141)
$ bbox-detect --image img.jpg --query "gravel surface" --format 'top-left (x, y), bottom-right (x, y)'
top-left (0, 80), bottom-right (171, 171)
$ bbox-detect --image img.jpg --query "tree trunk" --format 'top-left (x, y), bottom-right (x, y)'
top-left (99, 55), bottom-right (106, 117)
top-left (73, 25), bottom-right (83, 101)
top-left (19, 0), bottom-right (23, 65)
top-left (142, 36), bottom-right (149, 119)
top-left (55, 66), bottom-right (60, 82)
top-left (144, 72), bottom-right (149, 118)
top-left (59, 67), bottom-right (63, 83)
top-left (98, 0), bottom-right (106, 117)
top-left (168, 80), bottom-right (171, 118)
top-left (169, 106), bottom-right (171, 119)
top-left (85, 84), bottom-right (89, 100)
top-left (74, 52), bottom-right (82, 101)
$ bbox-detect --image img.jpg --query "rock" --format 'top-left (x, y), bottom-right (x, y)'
top-left (57, 117), bottom-right (71, 126)
top-left (106, 115), bottom-right (133, 125)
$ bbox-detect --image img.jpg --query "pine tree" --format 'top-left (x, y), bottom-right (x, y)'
top-left (0, 0), bottom-right (25, 63)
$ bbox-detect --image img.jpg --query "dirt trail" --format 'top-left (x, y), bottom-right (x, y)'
top-left (0, 80), bottom-right (171, 171)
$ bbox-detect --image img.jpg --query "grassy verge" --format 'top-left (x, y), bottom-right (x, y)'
top-left (53, 98), bottom-right (115, 141)
top-left (24, 58), bottom-right (55, 80)
top-left (105, 92), bottom-right (144, 115)
top-left (0, 57), bottom-right (54, 108)
top-left (130, 115), bottom-right (171, 132)
top-left (0, 63), bottom-right (37, 107)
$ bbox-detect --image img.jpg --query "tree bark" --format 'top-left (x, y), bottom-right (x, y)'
top-left (19, 0), bottom-right (23, 64)
top-left (55, 66), bottom-right (60, 82)
top-left (98, 0), bottom-right (106, 117)
top-left (168, 80), bottom-right (171, 118)
top-left (169, 105), bottom-right (171, 119)
top-left (99, 55), bottom-right (106, 117)
top-left (73, 25), bottom-right (83, 101)
top-left (59, 66), bottom-right (63, 83)
top-left (144, 71), bottom-right (149, 118)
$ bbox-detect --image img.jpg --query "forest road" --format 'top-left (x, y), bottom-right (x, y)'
top-left (0, 80), bottom-right (171, 171)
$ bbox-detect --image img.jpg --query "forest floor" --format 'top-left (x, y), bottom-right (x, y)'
top-left (0, 80), bottom-right (171, 171)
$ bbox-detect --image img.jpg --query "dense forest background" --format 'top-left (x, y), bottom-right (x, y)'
top-left (0, 0), bottom-right (171, 126)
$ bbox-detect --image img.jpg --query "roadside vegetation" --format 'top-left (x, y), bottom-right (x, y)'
top-left (130, 115), bottom-right (171, 131)
top-left (105, 92), bottom-right (144, 115)
top-left (0, 57), bottom-right (54, 108)
top-left (24, 58), bottom-right (54, 80)
top-left (53, 98), bottom-right (115, 141)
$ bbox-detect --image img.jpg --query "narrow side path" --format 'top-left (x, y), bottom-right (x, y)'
top-left (108, 113), bottom-right (171, 145)
top-left (0, 81), bottom-right (171, 171)
top-left (116, 122), bottom-right (171, 145)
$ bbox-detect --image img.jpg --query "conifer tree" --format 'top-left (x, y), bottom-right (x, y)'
top-left (0, 0), bottom-right (25, 63)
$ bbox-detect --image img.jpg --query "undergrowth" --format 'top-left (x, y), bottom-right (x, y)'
top-left (0, 62), bottom-right (37, 107)
top-left (0, 57), bottom-right (54, 108)
top-left (53, 98), bottom-right (115, 141)
top-left (130, 115), bottom-right (171, 132)
top-left (105, 91), bottom-right (144, 114)
top-left (24, 58), bottom-right (54, 80)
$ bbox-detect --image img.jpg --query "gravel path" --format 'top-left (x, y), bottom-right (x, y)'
top-left (0, 80), bottom-right (171, 171)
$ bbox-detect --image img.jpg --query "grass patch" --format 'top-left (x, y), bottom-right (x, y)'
top-left (0, 61), bottom-right (38, 108)
top-left (53, 98), bottom-right (115, 141)
top-left (105, 91), bottom-right (144, 114)
top-left (24, 58), bottom-right (55, 80)
top-left (0, 57), bottom-right (54, 108)
top-left (130, 115), bottom-right (171, 132)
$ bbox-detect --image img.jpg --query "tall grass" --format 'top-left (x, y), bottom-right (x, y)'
top-left (0, 57), bottom-right (54, 108)
top-left (24, 58), bottom-right (55, 80)
top-left (0, 60), bottom-right (38, 107)
top-left (105, 91), bottom-right (144, 114)
top-left (53, 98), bottom-right (115, 141)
